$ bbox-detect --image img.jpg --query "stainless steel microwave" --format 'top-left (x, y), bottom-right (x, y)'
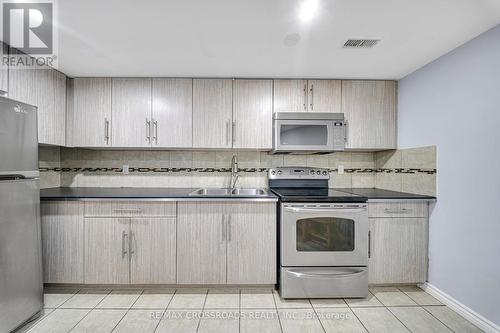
top-left (271, 112), bottom-right (346, 154)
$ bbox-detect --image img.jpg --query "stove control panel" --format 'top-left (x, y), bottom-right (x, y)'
top-left (268, 167), bottom-right (330, 180)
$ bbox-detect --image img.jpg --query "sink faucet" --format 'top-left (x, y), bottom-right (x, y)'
top-left (230, 155), bottom-right (239, 189)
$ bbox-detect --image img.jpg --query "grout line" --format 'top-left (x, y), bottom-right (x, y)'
top-left (194, 289), bottom-right (209, 333)
top-left (421, 306), bottom-right (459, 333)
top-left (348, 307), bottom-right (369, 333)
top-left (272, 289), bottom-right (284, 333)
top-left (309, 301), bottom-right (327, 333)
top-left (55, 288), bottom-right (81, 309)
top-left (386, 306), bottom-right (420, 333)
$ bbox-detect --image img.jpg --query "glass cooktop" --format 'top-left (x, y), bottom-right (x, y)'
top-left (269, 188), bottom-right (368, 203)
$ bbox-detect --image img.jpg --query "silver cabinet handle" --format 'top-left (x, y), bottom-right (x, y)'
top-left (303, 83), bottom-right (307, 110)
top-left (344, 120), bottom-right (349, 144)
top-left (232, 121), bottom-right (236, 145)
top-left (221, 215), bottom-right (226, 241)
top-left (113, 208), bottom-right (142, 214)
top-left (225, 121), bottom-right (231, 145)
top-left (227, 215), bottom-right (231, 242)
top-left (121, 231), bottom-right (128, 258)
top-left (104, 118), bottom-right (110, 144)
top-left (384, 208), bottom-right (412, 214)
top-left (129, 231), bottom-right (135, 258)
top-left (153, 120), bottom-right (158, 144)
top-left (309, 84), bottom-right (314, 110)
top-left (368, 231), bottom-right (371, 258)
top-left (146, 118), bottom-right (151, 143)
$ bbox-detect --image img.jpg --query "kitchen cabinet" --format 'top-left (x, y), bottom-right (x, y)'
top-left (69, 78), bottom-right (112, 147)
top-left (177, 202), bottom-right (227, 284)
top-left (232, 79), bottom-right (273, 149)
top-left (35, 67), bottom-right (56, 145)
top-left (41, 202), bottom-right (84, 284)
top-left (226, 202), bottom-right (276, 284)
top-left (7, 49), bottom-right (37, 106)
top-left (112, 78), bottom-right (152, 147)
top-left (0, 42), bottom-right (8, 94)
top-left (177, 201), bottom-right (277, 284)
top-left (273, 79), bottom-right (341, 113)
top-left (368, 201), bottom-right (428, 284)
top-left (152, 78), bottom-right (193, 148)
top-left (50, 70), bottom-right (66, 146)
top-left (342, 80), bottom-right (397, 150)
top-left (193, 79), bottom-right (233, 148)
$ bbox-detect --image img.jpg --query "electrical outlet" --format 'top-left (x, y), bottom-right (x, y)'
top-left (338, 165), bottom-right (344, 175)
top-left (122, 165), bottom-right (129, 175)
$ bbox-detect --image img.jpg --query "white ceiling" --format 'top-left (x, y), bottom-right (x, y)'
top-left (57, 0), bottom-right (500, 79)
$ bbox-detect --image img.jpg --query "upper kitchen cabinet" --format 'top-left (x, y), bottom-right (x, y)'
top-left (0, 42), bottom-right (8, 94)
top-left (193, 79), bottom-right (233, 148)
top-left (152, 78), bottom-right (193, 148)
top-left (274, 79), bottom-right (341, 113)
top-left (112, 78), bottom-right (152, 148)
top-left (232, 79), bottom-right (273, 149)
top-left (69, 78), bottom-right (112, 147)
top-left (7, 49), bottom-right (37, 106)
top-left (342, 80), bottom-right (397, 150)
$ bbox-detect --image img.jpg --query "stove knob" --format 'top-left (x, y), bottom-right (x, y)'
top-left (310, 170), bottom-right (315, 175)
top-left (270, 170), bottom-right (276, 175)
top-left (277, 170), bottom-right (282, 175)
top-left (316, 170), bottom-right (321, 175)
top-left (322, 171), bottom-right (328, 175)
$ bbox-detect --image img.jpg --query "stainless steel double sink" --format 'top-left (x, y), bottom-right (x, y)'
top-left (189, 188), bottom-right (269, 196)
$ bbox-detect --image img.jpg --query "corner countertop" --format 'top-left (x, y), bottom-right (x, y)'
top-left (39, 187), bottom-right (278, 201)
top-left (336, 188), bottom-right (436, 200)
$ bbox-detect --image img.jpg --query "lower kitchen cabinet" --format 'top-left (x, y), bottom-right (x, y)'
top-left (368, 202), bottom-right (429, 284)
top-left (84, 218), bottom-right (130, 284)
top-left (41, 202), bottom-right (84, 284)
top-left (177, 201), bottom-right (277, 284)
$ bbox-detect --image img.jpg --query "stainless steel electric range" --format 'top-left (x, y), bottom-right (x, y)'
top-left (269, 167), bottom-right (369, 299)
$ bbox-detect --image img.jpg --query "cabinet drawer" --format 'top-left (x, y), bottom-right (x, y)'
top-left (369, 202), bottom-right (428, 218)
top-left (85, 201), bottom-right (176, 217)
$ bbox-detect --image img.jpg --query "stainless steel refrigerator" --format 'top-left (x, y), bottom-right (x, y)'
top-left (0, 96), bottom-right (43, 333)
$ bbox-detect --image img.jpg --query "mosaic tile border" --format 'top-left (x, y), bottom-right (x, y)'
top-left (39, 167), bottom-right (437, 174)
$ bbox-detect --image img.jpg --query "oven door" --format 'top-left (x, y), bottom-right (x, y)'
top-left (281, 203), bottom-right (368, 266)
top-left (273, 119), bottom-right (341, 152)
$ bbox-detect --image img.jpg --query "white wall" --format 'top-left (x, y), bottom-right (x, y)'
top-left (398, 24), bottom-right (500, 326)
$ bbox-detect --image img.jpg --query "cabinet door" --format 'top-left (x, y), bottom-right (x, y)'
top-left (112, 78), bottom-right (152, 147)
top-left (307, 80), bottom-right (341, 112)
top-left (71, 78), bottom-right (112, 147)
top-left (369, 218), bottom-right (427, 284)
top-left (35, 67), bottom-right (56, 145)
top-left (52, 70), bottom-right (66, 146)
top-left (226, 202), bottom-right (276, 284)
top-left (152, 78), bottom-right (192, 148)
top-left (192, 79), bottom-right (232, 148)
top-left (41, 202), bottom-right (84, 283)
top-left (233, 79), bottom-right (273, 149)
top-left (273, 79), bottom-right (307, 112)
top-left (0, 42), bottom-right (8, 93)
top-left (342, 80), bottom-right (396, 149)
top-left (130, 217), bottom-right (176, 284)
top-left (7, 48), bottom-right (37, 105)
top-left (84, 218), bottom-right (130, 284)
top-left (177, 202), bottom-right (227, 284)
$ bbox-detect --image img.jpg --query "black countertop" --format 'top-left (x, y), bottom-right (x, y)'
top-left (336, 188), bottom-right (436, 200)
top-left (39, 187), bottom-right (278, 200)
top-left (40, 187), bottom-right (434, 201)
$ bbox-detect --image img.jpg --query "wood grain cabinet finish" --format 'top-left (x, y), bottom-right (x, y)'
top-left (226, 202), bottom-right (276, 284)
top-left (70, 78), bottom-right (112, 147)
top-left (35, 67), bottom-right (56, 145)
top-left (342, 80), bottom-right (397, 150)
top-left (84, 217), bottom-right (130, 284)
top-left (7, 49), bottom-right (37, 106)
top-left (51, 70), bottom-right (66, 146)
top-left (273, 79), bottom-right (308, 112)
top-left (0, 42), bottom-right (8, 93)
top-left (41, 202), bottom-right (84, 284)
top-left (130, 217), bottom-right (176, 284)
top-left (193, 79), bottom-right (233, 148)
top-left (369, 202), bottom-right (428, 218)
top-left (177, 202), bottom-right (227, 284)
top-left (232, 79), bottom-right (273, 149)
top-left (306, 80), bottom-right (341, 112)
top-left (112, 78), bottom-right (152, 148)
top-left (152, 78), bottom-right (193, 148)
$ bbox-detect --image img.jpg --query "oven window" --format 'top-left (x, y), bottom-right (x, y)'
top-left (280, 125), bottom-right (328, 145)
top-left (296, 217), bottom-right (354, 251)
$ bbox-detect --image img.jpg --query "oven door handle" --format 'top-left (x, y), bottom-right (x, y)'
top-left (284, 207), bottom-right (366, 213)
top-left (287, 269), bottom-right (365, 279)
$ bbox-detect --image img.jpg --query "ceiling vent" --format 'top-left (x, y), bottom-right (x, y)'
top-left (343, 39), bottom-right (380, 48)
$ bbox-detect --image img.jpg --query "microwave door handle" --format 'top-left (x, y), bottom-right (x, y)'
top-left (284, 207), bottom-right (366, 213)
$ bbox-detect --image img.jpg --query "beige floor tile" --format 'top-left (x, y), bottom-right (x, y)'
top-left (15, 308), bottom-right (55, 333)
top-left (369, 287), bottom-right (417, 306)
top-left (310, 298), bottom-right (348, 308)
top-left (155, 310), bottom-right (201, 333)
top-left (26, 309), bottom-right (90, 333)
top-left (424, 306), bottom-right (483, 333)
top-left (316, 307), bottom-right (367, 333)
top-left (43, 292), bottom-right (77, 308)
top-left (204, 289), bottom-right (240, 309)
top-left (70, 309), bottom-right (127, 333)
top-left (278, 309), bottom-right (324, 333)
top-left (95, 290), bottom-right (142, 309)
top-left (398, 287), bottom-right (442, 306)
top-left (132, 289), bottom-right (175, 309)
top-left (352, 307), bottom-right (410, 333)
top-left (240, 309), bottom-right (281, 333)
top-left (389, 306), bottom-right (453, 333)
top-left (168, 289), bottom-right (207, 309)
top-left (344, 292), bottom-right (383, 308)
top-left (273, 291), bottom-right (312, 309)
top-left (197, 310), bottom-right (239, 333)
top-left (112, 310), bottom-right (161, 333)
top-left (59, 289), bottom-right (110, 309)
top-left (241, 289), bottom-right (276, 309)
